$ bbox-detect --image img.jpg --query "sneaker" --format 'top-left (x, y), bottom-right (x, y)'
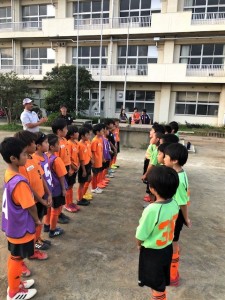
top-left (49, 228), bottom-right (64, 238)
top-left (70, 203), bottom-right (81, 210)
top-left (35, 239), bottom-right (50, 251)
top-left (64, 204), bottom-right (77, 213)
top-left (77, 199), bottom-right (90, 206)
top-left (7, 279), bottom-right (35, 292)
top-left (111, 164), bottom-right (117, 169)
top-left (170, 272), bottom-right (180, 287)
top-left (97, 184), bottom-right (106, 189)
top-left (43, 224), bottom-right (50, 232)
top-left (83, 194), bottom-right (93, 200)
top-left (108, 173), bottom-right (114, 178)
top-left (21, 262), bottom-right (31, 277)
top-left (7, 288), bottom-right (37, 300)
top-left (39, 238), bottom-right (51, 246)
top-left (60, 212), bottom-right (70, 220)
top-left (29, 250), bottom-right (48, 260)
top-left (91, 188), bottom-right (103, 194)
top-left (109, 169), bottom-right (115, 173)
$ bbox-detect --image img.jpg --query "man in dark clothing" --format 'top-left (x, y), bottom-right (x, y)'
top-left (58, 104), bottom-right (73, 126)
top-left (141, 109), bottom-right (151, 125)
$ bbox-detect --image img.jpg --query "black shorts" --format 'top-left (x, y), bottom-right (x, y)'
top-left (65, 166), bottom-right (77, 187)
top-left (173, 210), bottom-right (185, 242)
top-left (138, 244), bottom-right (172, 292)
top-left (117, 141), bottom-right (120, 153)
top-left (102, 161), bottom-right (110, 169)
top-left (36, 202), bottom-right (47, 220)
top-left (78, 162), bottom-right (91, 184)
top-left (143, 158), bottom-right (150, 175)
top-left (52, 195), bottom-right (65, 208)
top-left (8, 239), bottom-right (34, 259)
top-left (92, 167), bottom-right (102, 174)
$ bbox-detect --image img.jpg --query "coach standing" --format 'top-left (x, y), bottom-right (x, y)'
top-left (58, 104), bottom-right (73, 126)
top-left (20, 98), bottom-right (48, 132)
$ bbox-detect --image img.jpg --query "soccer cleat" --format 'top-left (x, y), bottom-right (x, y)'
top-left (60, 212), bottom-right (70, 220)
top-left (64, 204), bottom-right (77, 213)
top-left (83, 194), bottom-right (93, 200)
top-left (29, 250), bottom-right (48, 260)
top-left (111, 164), bottom-right (117, 169)
top-left (49, 228), bottom-right (64, 238)
top-left (39, 238), bottom-right (51, 246)
top-left (85, 192), bottom-right (93, 198)
top-left (70, 203), bottom-right (80, 211)
top-left (7, 279), bottom-right (35, 294)
top-left (77, 199), bottom-right (90, 206)
top-left (35, 240), bottom-right (50, 251)
top-left (108, 173), bottom-right (114, 178)
top-left (7, 288), bottom-right (37, 300)
top-left (91, 188), bottom-right (103, 194)
top-left (97, 184), bottom-right (106, 189)
top-left (21, 262), bottom-right (31, 277)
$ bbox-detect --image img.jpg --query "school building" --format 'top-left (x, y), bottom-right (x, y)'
top-left (0, 0), bottom-right (225, 125)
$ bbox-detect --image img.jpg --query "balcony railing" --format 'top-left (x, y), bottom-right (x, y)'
top-left (79, 64), bottom-right (148, 76)
top-left (186, 64), bottom-right (225, 77)
top-left (74, 16), bottom-right (151, 30)
top-left (191, 12), bottom-right (225, 24)
top-left (0, 65), bottom-right (42, 75)
top-left (0, 21), bottom-right (42, 31)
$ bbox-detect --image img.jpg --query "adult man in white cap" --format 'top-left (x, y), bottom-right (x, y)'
top-left (20, 98), bottom-right (48, 132)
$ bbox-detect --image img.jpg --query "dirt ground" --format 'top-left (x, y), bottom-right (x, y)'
top-left (0, 132), bottom-right (225, 300)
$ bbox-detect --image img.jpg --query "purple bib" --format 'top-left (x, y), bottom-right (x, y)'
top-left (40, 153), bottom-right (53, 193)
top-left (49, 154), bottom-right (68, 197)
top-left (2, 174), bottom-right (35, 238)
top-left (102, 137), bottom-right (111, 161)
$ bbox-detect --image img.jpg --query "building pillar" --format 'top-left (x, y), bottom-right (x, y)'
top-left (167, 0), bottom-right (179, 13)
top-left (57, 0), bottom-right (67, 18)
top-left (158, 84), bottom-right (171, 123)
top-left (13, 0), bottom-right (20, 23)
top-left (218, 85), bottom-right (225, 126)
top-left (163, 40), bottom-right (175, 64)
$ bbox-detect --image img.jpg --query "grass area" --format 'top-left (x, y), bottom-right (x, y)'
top-left (0, 123), bottom-right (23, 131)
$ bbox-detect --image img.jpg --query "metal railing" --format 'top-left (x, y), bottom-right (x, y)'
top-left (0, 21), bottom-right (42, 31)
top-left (0, 65), bottom-right (42, 75)
top-left (74, 16), bottom-right (151, 30)
top-left (78, 64), bottom-right (148, 76)
top-left (186, 64), bottom-right (225, 77)
top-left (191, 12), bottom-right (225, 24)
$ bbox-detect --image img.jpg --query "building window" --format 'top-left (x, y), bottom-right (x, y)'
top-left (116, 90), bottom-right (155, 119)
top-left (23, 48), bottom-right (55, 69)
top-left (180, 44), bottom-right (225, 67)
top-left (22, 4), bottom-right (55, 27)
top-left (72, 46), bottom-right (108, 67)
top-left (73, 0), bottom-right (109, 20)
top-left (0, 48), bottom-right (13, 68)
top-left (84, 89), bottom-right (105, 113)
top-left (118, 45), bottom-right (158, 65)
top-left (175, 92), bottom-right (219, 116)
top-left (184, 0), bottom-right (225, 16)
top-left (120, 0), bottom-right (161, 19)
top-left (0, 7), bottom-right (11, 28)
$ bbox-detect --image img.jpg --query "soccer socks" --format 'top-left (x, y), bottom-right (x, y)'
top-left (50, 207), bottom-right (61, 231)
top-left (170, 251), bottom-right (180, 286)
top-left (92, 174), bottom-right (98, 189)
top-left (65, 189), bottom-right (72, 206)
top-left (83, 182), bottom-right (90, 195)
top-left (44, 207), bottom-right (51, 226)
top-left (8, 255), bottom-right (23, 295)
top-left (77, 185), bottom-right (84, 201)
top-left (151, 290), bottom-right (167, 300)
top-left (35, 224), bottom-right (42, 241)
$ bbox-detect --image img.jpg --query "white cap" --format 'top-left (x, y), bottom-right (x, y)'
top-left (23, 98), bottom-right (32, 105)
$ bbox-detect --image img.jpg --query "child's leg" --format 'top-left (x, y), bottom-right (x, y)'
top-left (65, 188), bottom-right (72, 206)
top-left (50, 207), bottom-right (61, 231)
top-left (8, 255), bottom-right (23, 294)
top-left (151, 289), bottom-right (167, 300)
top-left (92, 173), bottom-right (98, 190)
top-left (170, 241), bottom-right (180, 285)
top-left (44, 207), bottom-right (51, 226)
top-left (77, 183), bottom-right (85, 201)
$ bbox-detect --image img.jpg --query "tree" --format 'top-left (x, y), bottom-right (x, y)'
top-left (43, 65), bottom-right (93, 113)
top-left (0, 72), bottom-right (31, 124)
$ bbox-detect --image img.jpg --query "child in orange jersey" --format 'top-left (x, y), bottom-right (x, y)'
top-left (77, 127), bottom-right (92, 206)
top-left (14, 131), bottom-right (50, 261)
top-left (1, 137), bottom-right (40, 300)
top-left (82, 123), bottom-right (94, 200)
top-left (91, 123), bottom-right (105, 193)
top-left (65, 125), bottom-right (81, 211)
top-left (45, 134), bottom-right (68, 238)
top-left (52, 118), bottom-right (72, 223)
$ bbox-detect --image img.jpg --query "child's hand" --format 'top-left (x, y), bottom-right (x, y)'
top-left (62, 189), bottom-right (66, 197)
top-left (82, 170), bottom-right (87, 178)
top-left (141, 174), bottom-right (146, 181)
top-left (47, 195), bottom-right (52, 207)
top-left (35, 219), bottom-right (42, 226)
top-left (185, 218), bottom-right (192, 228)
top-left (41, 199), bottom-right (48, 207)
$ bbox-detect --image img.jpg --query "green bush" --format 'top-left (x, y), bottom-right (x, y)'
top-left (0, 123), bottom-right (23, 131)
top-left (45, 112), bottom-right (59, 127)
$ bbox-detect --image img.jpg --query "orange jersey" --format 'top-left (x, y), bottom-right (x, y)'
top-left (68, 139), bottom-right (80, 168)
top-left (47, 154), bottom-right (67, 178)
top-left (55, 137), bottom-right (71, 166)
top-left (19, 155), bottom-right (45, 199)
top-left (78, 140), bottom-right (91, 165)
top-left (86, 140), bottom-right (92, 159)
top-left (5, 169), bottom-right (35, 244)
top-left (114, 128), bottom-right (120, 142)
top-left (91, 136), bottom-right (103, 168)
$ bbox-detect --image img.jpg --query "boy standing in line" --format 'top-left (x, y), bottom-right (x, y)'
top-left (1, 137), bottom-right (39, 300)
top-left (136, 166), bottom-right (179, 300)
top-left (164, 143), bottom-right (191, 286)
